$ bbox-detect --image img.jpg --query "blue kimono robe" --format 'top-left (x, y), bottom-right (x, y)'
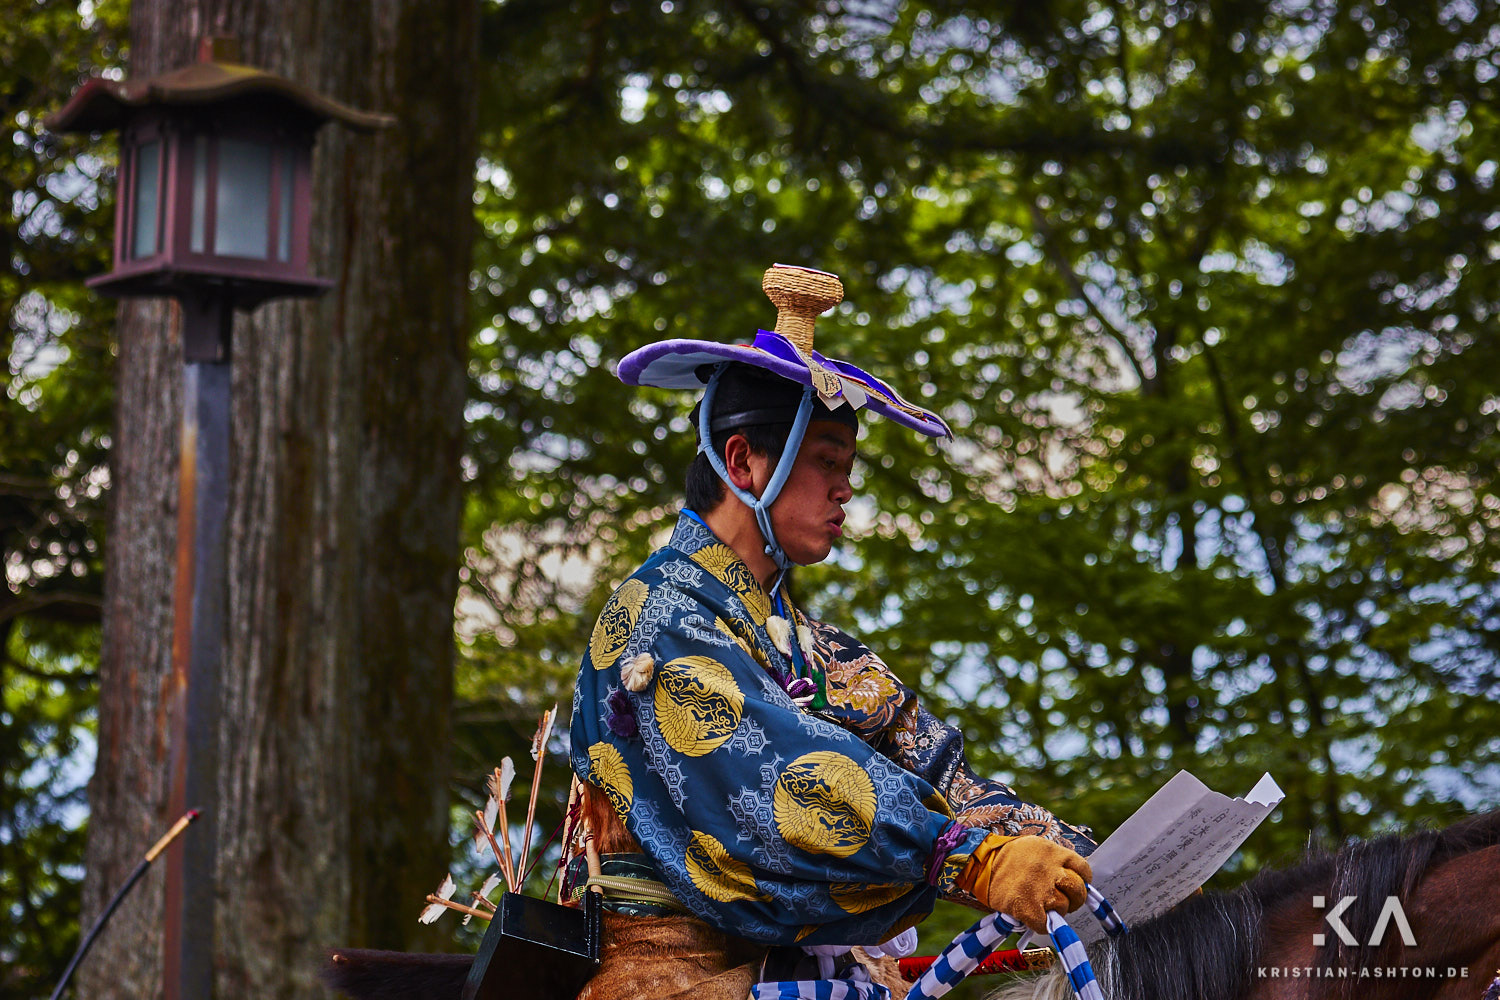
top-left (570, 512), bottom-right (1093, 947)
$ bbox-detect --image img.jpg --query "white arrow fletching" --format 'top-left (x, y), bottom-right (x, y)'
top-left (532, 705), bottom-right (557, 761)
top-left (480, 872), bottom-right (502, 899)
top-left (497, 758), bottom-right (515, 801)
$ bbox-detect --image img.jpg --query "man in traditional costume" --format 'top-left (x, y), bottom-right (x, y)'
top-left (565, 265), bottom-right (1094, 1000)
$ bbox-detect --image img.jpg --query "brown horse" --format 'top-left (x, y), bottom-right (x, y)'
top-left (991, 810), bottom-right (1500, 1000)
top-left (323, 811), bottom-right (1500, 1000)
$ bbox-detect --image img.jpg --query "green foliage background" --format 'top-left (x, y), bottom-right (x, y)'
top-left (8, 0), bottom-right (1500, 995)
top-left (2, 0), bottom-right (123, 996)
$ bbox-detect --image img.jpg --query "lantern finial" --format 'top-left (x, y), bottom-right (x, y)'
top-left (43, 37), bottom-right (395, 307)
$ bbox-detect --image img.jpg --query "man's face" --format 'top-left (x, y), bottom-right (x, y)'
top-left (747, 420), bottom-right (857, 566)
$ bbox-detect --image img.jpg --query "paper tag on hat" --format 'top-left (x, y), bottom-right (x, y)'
top-left (811, 367), bottom-right (845, 406)
top-left (786, 341), bottom-right (846, 407)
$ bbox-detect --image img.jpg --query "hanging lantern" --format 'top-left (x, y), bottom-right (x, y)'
top-left (46, 37), bottom-right (391, 307)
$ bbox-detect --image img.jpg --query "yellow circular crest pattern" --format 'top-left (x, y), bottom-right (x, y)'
top-left (586, 742), bottom-right (634, 817)
top-left (773, 752), bottom-right (876, 858)
top-left (653, 656), bottom-right (744, 756)
top-left (829, 881), bottom-right (912, 914)
top-left (589, 578), bottom-right (650, 670)
top-left (718, 615), bottom-right (770, 671)
top-left (684, 830), bottom-right (764, 901)
top-left (690, 544), bottom-right (772, 623)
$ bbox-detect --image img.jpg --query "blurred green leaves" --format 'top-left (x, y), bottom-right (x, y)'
top-left (460, 0), bottom-right (1499, 880)
top-left (2, 1), bottom-right (125, 993)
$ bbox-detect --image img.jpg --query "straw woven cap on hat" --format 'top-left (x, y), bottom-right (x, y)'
top-left (761, 264), bottom-right (844, 354)
top-left (616, 263), bottom-right (951, 439)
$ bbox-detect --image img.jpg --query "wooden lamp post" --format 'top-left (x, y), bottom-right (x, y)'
top-left (46, 37), bottom-right (390, 1000)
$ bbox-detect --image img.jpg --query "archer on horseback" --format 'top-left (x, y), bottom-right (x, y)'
top-left (320, 265), bottom-right (1500, 1000)
top-left (559, 264), bottom-right (1097, 999)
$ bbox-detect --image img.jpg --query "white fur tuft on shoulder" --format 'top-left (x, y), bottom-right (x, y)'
top-left (765, 616), bottom-right (793, 656)
top-left (622, 653), bottom-right (656, 692)
top-left (795, 624), bottom-right (815, 663)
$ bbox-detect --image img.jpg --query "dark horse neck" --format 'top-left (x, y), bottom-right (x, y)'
top-left (321, 949), bottom-right (472, 1000)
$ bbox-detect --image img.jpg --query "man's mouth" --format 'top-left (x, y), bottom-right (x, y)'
top-left (827, 515), bottom-right (845, 537)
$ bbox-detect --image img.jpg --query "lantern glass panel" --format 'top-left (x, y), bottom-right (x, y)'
top-left (190, 134), bottom-right (208, 253)
top-left (131, 140), bottom-right (161, 260)
top-left (214, 137), bottom-right (272, 259)
top-left (276, 152), bottom-right (294, 262)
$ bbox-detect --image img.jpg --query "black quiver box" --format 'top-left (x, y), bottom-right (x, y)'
top-left (462, 890), bottom-right (602, 1000)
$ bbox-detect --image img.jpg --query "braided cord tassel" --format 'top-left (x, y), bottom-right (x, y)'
top-left (1087, 884), bottom-right (1128, 937)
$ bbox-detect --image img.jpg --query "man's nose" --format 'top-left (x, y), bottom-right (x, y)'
top-left (831, 474), bottom-right (853, 504)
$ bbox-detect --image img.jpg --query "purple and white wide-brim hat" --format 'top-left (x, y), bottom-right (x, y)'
top-left (615, 264), bottom-right (952, 439)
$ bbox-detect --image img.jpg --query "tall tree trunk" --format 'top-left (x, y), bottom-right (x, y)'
top-left (79, 2), bottom-right (477, 996)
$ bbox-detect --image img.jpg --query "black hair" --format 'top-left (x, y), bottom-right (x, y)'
top-left (682, 362), bottom-right (858, 513)
top-left (683, 363), bottom-right (805, 513)
top-left (684, 423), bottom-right (788, 513)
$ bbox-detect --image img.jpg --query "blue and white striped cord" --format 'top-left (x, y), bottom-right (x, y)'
top-left (1086, 884), bottom-right (1126, 937)
top-left (751, 980), bottom-right (892, 1000)
top-left (904, 883), bottom-right (1129, 1000)
top-left (751, 884), bottom-right (1127, 1000)
top-left (1047, 911), bottom-right (1103, 1000)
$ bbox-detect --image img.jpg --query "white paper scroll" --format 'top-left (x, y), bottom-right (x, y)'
top-left (1065, 770), bottom-right (1284, 946)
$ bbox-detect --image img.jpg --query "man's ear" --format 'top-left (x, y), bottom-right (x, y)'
top-left (721, 433), bottom-right (762, 493)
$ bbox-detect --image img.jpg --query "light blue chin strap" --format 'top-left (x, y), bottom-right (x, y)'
top-left (697, 363), bottom-right (817, 578)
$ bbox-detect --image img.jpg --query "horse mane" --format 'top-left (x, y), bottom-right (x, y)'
top-left (1303, 809), bottom-right (1500, 1000)
top-left (1093, 886), bottom-right (1261, 1000)
top-left (1000, 810), bottom-right (1500, 1000)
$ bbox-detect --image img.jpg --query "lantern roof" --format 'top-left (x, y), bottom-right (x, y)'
top-left (47, 46), bottom-right (393, 134)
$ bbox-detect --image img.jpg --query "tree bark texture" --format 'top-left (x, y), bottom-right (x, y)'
top-left (80, 2), bottom-right (477, 996)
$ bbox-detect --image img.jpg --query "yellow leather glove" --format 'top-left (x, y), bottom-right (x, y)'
top-left (955, 834), bottom-right (1092, 935)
